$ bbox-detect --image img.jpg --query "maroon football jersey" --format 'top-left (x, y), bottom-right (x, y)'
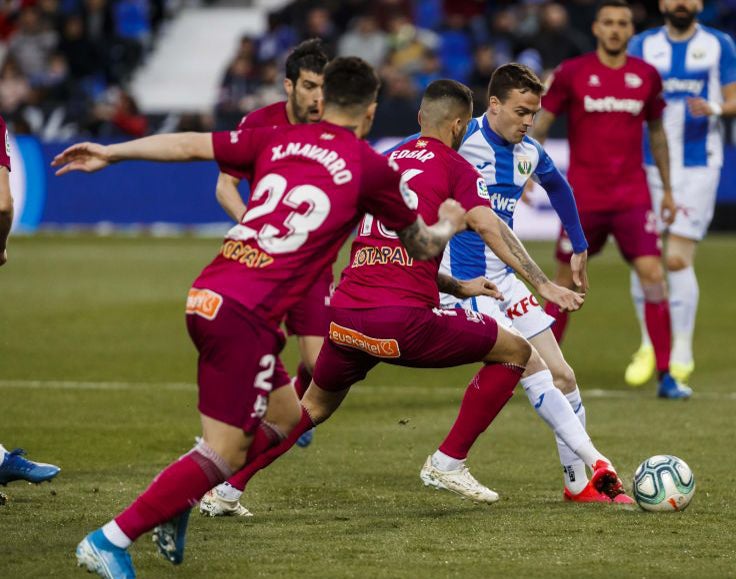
top-left (193, 122), bottom-right (418, 326)
top-left (0, 115), bottom-right (10, 171)
top-left (542, 52), bottom-right (665, 212)
top-left (220, 102), bottom-right (291, 181)
top-left (332, 137), bottom-right (490, 310)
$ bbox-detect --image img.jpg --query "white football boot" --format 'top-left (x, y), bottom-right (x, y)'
top-left (420, 456), bottom-right (499, 503)
top-left (199, 489), bottom-right (254, 517)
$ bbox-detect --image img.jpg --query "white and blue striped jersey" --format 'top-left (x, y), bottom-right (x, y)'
top-left (629, 25), bottom-right (736, 168)
top-left (441, 114), bottom-right (558, 280)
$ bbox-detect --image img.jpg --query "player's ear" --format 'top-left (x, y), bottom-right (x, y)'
top-left (488, 96), bottom-right (500, 115)
top-left (283, 78), bottom-right (294, 97)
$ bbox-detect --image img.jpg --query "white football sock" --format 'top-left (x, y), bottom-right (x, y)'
top-left (102, 520), bottom-right (132, 549)
top-left (560, 387), bottom-right (588, 493)
top-left (0, 444), bottom-right (6, 464)
top-left (431, 449), bottom-right (464, 472)
top-left (668, 267), bottom-right (698, 365)
top-left (630, 270), bottom-right (652, 348)
top-left (521, 371), bottom-right (608, 490)
top-left (215, 481), bottom-right (243, 502)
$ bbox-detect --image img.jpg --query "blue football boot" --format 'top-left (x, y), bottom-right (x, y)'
top-left (296, 427), bottom-right (315, 448)
top-left (657, 372), bottom-right (693, 399)
top-left (152, 508), bottom-right (191, 565)
top-left (76, 529), bottom-right (136, 579)
top-left (0, 448), bottom-right (60, 485)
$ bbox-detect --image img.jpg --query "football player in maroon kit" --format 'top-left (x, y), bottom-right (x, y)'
top-left (203, 38), bottom-right (329, 518)
top-left (533, 0), bottom-right (692, 399)
top-left (55, 57), bottom-right (470, 579)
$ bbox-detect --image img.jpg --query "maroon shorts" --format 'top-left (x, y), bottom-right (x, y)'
top-left (283, 269), bottom-right (333, 337)
top-left (186, 288), bottom-right (289, 433)
top-left (313, 306), bottom-right (499, 392)
top-left (556, 205), bottom-right (661, 263)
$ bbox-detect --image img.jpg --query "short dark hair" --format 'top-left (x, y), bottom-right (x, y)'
top-left (595, 0), bottom-right (631, 18)
top-left (487, 63), bottom-right (544, 103)
top-left (322, 57), bottom-right (380, 110)
top-left (285, 38), bottom-right (328, 83)
top-left (422, 79), bottom-right (473, 112)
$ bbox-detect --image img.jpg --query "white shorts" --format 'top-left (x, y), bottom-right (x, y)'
top-left (440, 270), bottom-right (554, 340)
top-left (646, 165), bottom-right (720, 241)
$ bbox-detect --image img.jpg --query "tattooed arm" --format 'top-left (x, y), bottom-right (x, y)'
top-left (437, 273), bottom-right (503, 300)
top-left (647, 118), bottom-right (676, 226)
top-left (397, 199), bottom-right (466, 260)
top-left (466, 206), bottom-right (584, 311)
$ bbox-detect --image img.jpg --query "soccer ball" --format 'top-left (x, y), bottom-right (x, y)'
top-left (632, 455), bottom-right (695, 512)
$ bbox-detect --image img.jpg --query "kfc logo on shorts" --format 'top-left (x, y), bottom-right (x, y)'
top-left (329, 322), bottom-right (400, 358)
top-left (506, 295), bottom-right (540, 319)
top-left (186, 288), bottom-right (224, 320)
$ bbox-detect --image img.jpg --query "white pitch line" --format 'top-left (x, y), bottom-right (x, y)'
top-left (0, 380), bottom-right (734, 400)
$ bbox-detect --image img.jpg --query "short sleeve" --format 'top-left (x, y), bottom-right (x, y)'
top-left (541, 63), bottom-right (571, 116)
top-left (628, 33), bottom-right (644, 58)
top-left (212, 128), bottom-right (273, 180)
top-left (359, 146), bottom-right (417, 232)
top-left (0, 117), bottom-right (10, 171)
top-left (531, 139), bottom-right (556, 179)
top-left (450, 156), bottom-right (490, 212)
top-left (719, 32), bottom-right (736, 87)
top-left (645, 67), bottom-right (666, 122)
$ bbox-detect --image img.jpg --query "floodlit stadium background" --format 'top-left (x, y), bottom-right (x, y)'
top-left (2, 0), bottom-right (735, 237)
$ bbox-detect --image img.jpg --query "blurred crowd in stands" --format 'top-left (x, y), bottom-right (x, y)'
top-left (0, 0), bottom-right (734, 140)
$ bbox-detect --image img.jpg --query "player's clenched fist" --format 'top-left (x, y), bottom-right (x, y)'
top-left (52, 143), bottom-right (112, 175)
top-left (538, 281), bottom-right (585, 313)
top-left (437, 199), bottom-right (467, 233)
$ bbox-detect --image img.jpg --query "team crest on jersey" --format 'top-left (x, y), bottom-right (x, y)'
top-left (693, 49), bottom-right (706, 60)
top-left (415, 139), bottom-right (428, 148)
top-left (625, 73), bottom-right (643, 88)
top-left (588, 74), bottom-right (601, 87)
top-left (516, 155), bottom-right (532, 176)
top-left (320, 132), bottom-right (335, 140)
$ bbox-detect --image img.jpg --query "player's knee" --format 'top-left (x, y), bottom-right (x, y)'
top-left (523, 347), bottom-right (549, 376)
top-left (511, 335), bottom-right (533, 368)
top-left (665, 253), bottom-right (690, 271)
top-left (641, 280), bottom-right (667, 303)
top-left (551, 362), bottom-right (576, 394)
top-left (637, 264), bottom-right (665, 286)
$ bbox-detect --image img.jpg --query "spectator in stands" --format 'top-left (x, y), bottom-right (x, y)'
top-left (438, 12), bottom-right (474, 83)
top-left (467, 44), bottom-right (496, 113)
top-left (529, 2), bottom-right (592, 73)
top-left (302, 7), bottom-right (338, 57)
top-left (89, 86), bottom-right (147, 138)
top-left (215, 54), bottom-right (260, 130)
top-left (337, 15), bottom-right (387, 69)
top-left (8, 6), bottom-right (58, 79)
top-left (386, 14), bottom-right (438, 74)
top-left (486, 7), bottom-right (524, 65)
top-left (370, 66), bottom-right (419, 138)
top-left (59, 14), bottom-right (102, 81)
top-left (111, 0), bottom-right (151, 80)
top-left (413, 48), bottom-right (442, 91)
top-left (257, 12), bottom-right (297, 63)
top-left (0, 57), bottom-right (32, 119)
top-left (252, 59), bottom-right (282, 109)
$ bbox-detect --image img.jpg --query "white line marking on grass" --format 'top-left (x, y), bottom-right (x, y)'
top-left (0, 380), bottom-right (734, 400)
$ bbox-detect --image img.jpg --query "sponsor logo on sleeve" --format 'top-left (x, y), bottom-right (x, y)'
top-left (476, 178), bottom-right (489, 199)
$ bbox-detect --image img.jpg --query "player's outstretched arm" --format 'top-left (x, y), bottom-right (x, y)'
top-left (52, 132), bottom-right (215, 175)
top-left (647, 118), bottom-right (675, 226)
top-left (467, 205), bottom-right (584, 312)
top-left (215, 172), bottom-right (247, 222)
top-left (397, 199), bottom-right (466, 260)
top-left (437, 273), bottom-right (504, 300)
top-left (0, 167), bottom-right (13, 266)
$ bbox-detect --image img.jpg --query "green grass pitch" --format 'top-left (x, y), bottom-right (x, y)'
top-left (1, 234), bottom-right (735, 578)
